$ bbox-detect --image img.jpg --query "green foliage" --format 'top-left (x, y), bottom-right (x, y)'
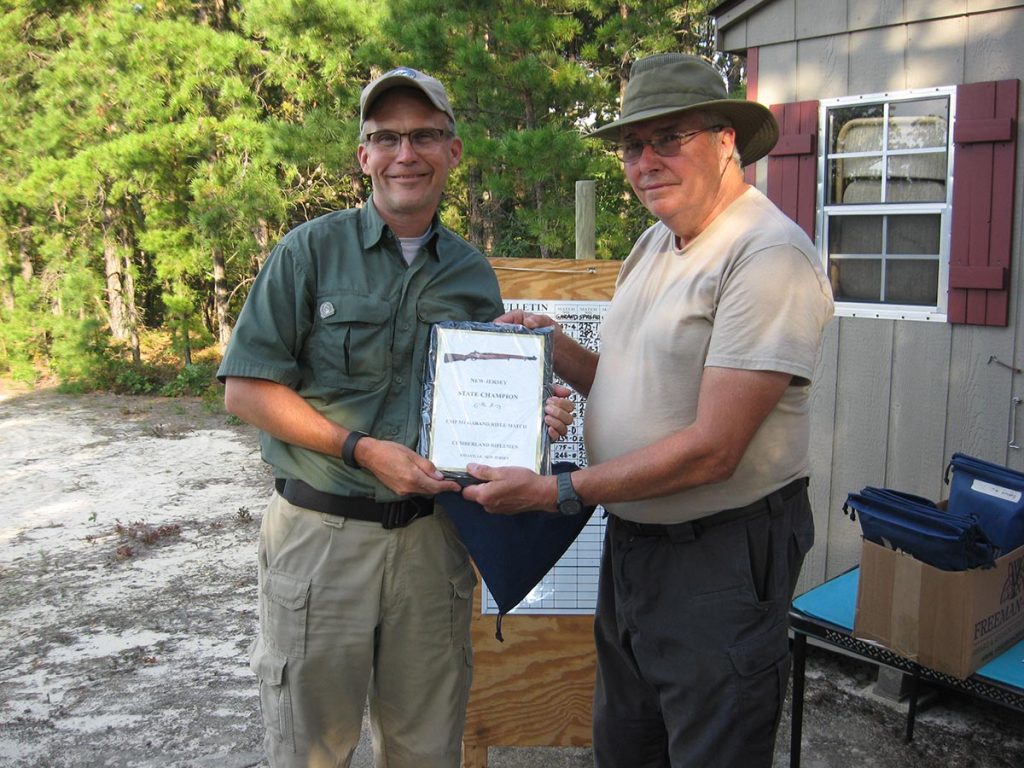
top-left (1, 0), bottom-right (729, 390)
top-left (0, 280), bottom-right (49, 383)
top-left (158, 361), bottom-right (219, 398)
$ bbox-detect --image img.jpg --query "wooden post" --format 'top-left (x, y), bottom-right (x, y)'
top-left (575, 180), bottom-right (596, 260)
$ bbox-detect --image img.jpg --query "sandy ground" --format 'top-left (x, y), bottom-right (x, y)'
top-left (1, 387), bottom-right (1023, 768)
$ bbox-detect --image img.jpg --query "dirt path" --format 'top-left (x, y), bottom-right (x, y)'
top-left (1, 388), bottom-right (1023, 768)
top-left (0, 388), bottom-right (271, 768)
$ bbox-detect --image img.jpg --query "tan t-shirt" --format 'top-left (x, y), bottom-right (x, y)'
top-left (584, 187), bottom-right (834, 524)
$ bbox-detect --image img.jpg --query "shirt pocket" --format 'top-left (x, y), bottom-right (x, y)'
top-left (310, 293), bottom-right (392, 390)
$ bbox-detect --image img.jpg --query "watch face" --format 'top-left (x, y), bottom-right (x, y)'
top-left (560, 498), bottom-right (583, 516)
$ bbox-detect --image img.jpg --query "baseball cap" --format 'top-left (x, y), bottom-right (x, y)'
top-left (359, 67), bottom-right (456, 128)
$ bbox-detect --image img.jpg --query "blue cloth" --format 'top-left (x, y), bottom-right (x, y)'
top-left (437, 462), bottom-right (594, 640)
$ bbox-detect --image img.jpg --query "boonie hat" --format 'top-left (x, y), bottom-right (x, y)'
top-left (590, 53), bottom-right (779, 166)
top-left (359, 67), bottom-right (456, 128)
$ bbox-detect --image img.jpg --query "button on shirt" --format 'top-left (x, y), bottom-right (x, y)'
top-left (217, 200), bottom-right (503, 501)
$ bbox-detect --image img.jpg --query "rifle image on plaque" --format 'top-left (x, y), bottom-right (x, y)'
top-left (443, 351), bottom-right (538, 363)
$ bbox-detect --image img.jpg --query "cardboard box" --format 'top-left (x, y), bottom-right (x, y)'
top-left (854, 538), bottom-right (1024, 679)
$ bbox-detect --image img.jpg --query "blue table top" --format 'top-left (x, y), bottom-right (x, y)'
top-left (792, 567), bottom-right (1024, 689)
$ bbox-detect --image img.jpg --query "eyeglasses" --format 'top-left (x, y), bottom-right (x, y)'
top-left (617, 126), bottom-right (724, 164)
top-left (364, 128), bottom-right (453, 153)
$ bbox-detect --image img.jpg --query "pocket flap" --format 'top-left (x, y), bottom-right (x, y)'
top-left (321, 294), bottom-right (390, 325)
top-left (450, 566), bottom-right (478, 600)
top-left (728, 625), bottom-right (789, 677)
top-left (250, 637), bottom-right (287, 685)
top-left (263, 569), bottom-right (311, 611)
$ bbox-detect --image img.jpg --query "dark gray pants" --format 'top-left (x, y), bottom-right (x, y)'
top-left (592, 482), bottom-right (814, 768)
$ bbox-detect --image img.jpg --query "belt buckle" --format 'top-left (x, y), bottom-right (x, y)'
top-left (382, 501), bottom-right (406, 530)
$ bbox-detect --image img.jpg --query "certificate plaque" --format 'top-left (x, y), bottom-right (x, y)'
top-left (420, 321), bottom-right (553, 482)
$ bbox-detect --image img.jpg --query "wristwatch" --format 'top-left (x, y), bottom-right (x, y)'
top-left (557, 472), bottom-right (583, 516)
top-left (342, 430), bottom-right (369, 469)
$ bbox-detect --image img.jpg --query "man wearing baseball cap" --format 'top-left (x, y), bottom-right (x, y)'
top-left (219, 67), bottom-right (571, 767)
top-left (465, 53), bottom-right (834, 766)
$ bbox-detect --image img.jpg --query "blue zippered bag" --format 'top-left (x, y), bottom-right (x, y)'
top-left (945, 452), bottom-right (1024, 555)
top-left (844, 486), bottom-right (998, 571)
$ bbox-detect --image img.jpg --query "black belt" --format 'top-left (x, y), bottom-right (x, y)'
top-left (614, 477), bottom-right (808, 542)
top-left (274, 478), bottom-right (434, 529)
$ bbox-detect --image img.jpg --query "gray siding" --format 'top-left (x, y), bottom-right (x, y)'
top-left (717, 1), bottom-right (1024, 592)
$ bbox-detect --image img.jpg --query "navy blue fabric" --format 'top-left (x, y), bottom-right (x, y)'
top-left (844, 486), bottom-right (997, 571)
top-left (946, 452), bottom-right (1024, 555)
top-left (437, 462), bottom-right (594, 639)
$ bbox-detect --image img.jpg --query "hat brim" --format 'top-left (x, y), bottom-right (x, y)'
top-left (588, 99), bottom-right (779, 167)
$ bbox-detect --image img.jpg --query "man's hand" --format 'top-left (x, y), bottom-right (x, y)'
top-left (461, 464), bottom-right (558, 515)
top-left (495, 309), bottom-right (559, 333)
top-left (545, 383), bottom-right (575, 441)
top-left (356, 438), bottom-right (462, 497)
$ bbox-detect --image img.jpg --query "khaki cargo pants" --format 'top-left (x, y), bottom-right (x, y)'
top-left (250, 493), bottom-right (476, 768)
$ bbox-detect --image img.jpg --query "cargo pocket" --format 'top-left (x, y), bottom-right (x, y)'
top-left (728, 625), bottom-right (790, 725)
top-left (250, 637), bottom-right (295, 753)
top-left (449, 565), bottom-right (477, 661)
top-left (262, 568), bottom-right (311, 659)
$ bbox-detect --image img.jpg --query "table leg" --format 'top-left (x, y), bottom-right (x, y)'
top-left (904, 669), bottom-right (920, 743)
top-left (790, 633), bottom-right (807, 768)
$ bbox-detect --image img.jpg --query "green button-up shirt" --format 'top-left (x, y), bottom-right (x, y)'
top-left (217, 200), bottom-right (503, 500)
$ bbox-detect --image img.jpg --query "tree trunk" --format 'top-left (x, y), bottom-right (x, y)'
top-left (182, 321), bottom-right (192, 366)
top-left (212, 245), bottom-right (230, 350)
top-left (252, 218), bottom-right (270, 272)
top-left (467, 167), bottom-right (487, 250)
top-left (122, 249), bottom-right (141, 364)
top-left (102, 205), bottom-right (128, 341)
top-left (18, 205), bottom-right (32, 282)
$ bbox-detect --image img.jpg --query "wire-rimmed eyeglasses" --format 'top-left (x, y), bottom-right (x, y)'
top-left (617, 126), bottom-right (724, 164)
top-left (364, 128), bottom-right (453, 153)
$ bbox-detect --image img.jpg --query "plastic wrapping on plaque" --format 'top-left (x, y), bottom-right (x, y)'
top-left (419, 321), bottom-right (554, 485)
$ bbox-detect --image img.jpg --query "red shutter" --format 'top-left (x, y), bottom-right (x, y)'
top-left (948, 79), bottom-right (1019, 326)
top-left (767, 100), bottom-right (819, 241)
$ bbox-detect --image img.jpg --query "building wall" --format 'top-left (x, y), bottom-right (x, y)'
top-left (717, 1), bottom-right (1024, 592)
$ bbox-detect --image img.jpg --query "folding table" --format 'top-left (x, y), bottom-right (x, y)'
top-left (788, 568), bottom-right (1024, 768)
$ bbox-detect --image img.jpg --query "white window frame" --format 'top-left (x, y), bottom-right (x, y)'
top-left (817, 86), bottom-right (957, 322)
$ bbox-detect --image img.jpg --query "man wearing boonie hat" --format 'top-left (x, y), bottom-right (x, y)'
top-left (463, 53), bottom-right (834, 766)
top-left (218, 66), bottom-right (572, 767)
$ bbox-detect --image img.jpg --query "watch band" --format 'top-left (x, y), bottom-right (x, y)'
top-left (557, 471), bottom-right (583, 516)
top-left (342, 430), bottom-right (369, 469)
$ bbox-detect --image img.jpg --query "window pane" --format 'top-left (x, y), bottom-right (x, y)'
top-left (830, 259), bottom-right (881, 302)
top-left (831, 106), bottom-right (884, 153)
top-left (887, 214), bottom-right (941, 254)
top-left (829, 216), bottom-right (883, 254)
top-left (886, 260), bottom-right (939, 305)
top-left (885, 153), bottom-right (947, 202)
top-left (888, 99), bottom-right (949, 149)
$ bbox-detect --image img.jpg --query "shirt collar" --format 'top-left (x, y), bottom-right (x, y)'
top-left (359, 199), bottom-right (443, 262)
